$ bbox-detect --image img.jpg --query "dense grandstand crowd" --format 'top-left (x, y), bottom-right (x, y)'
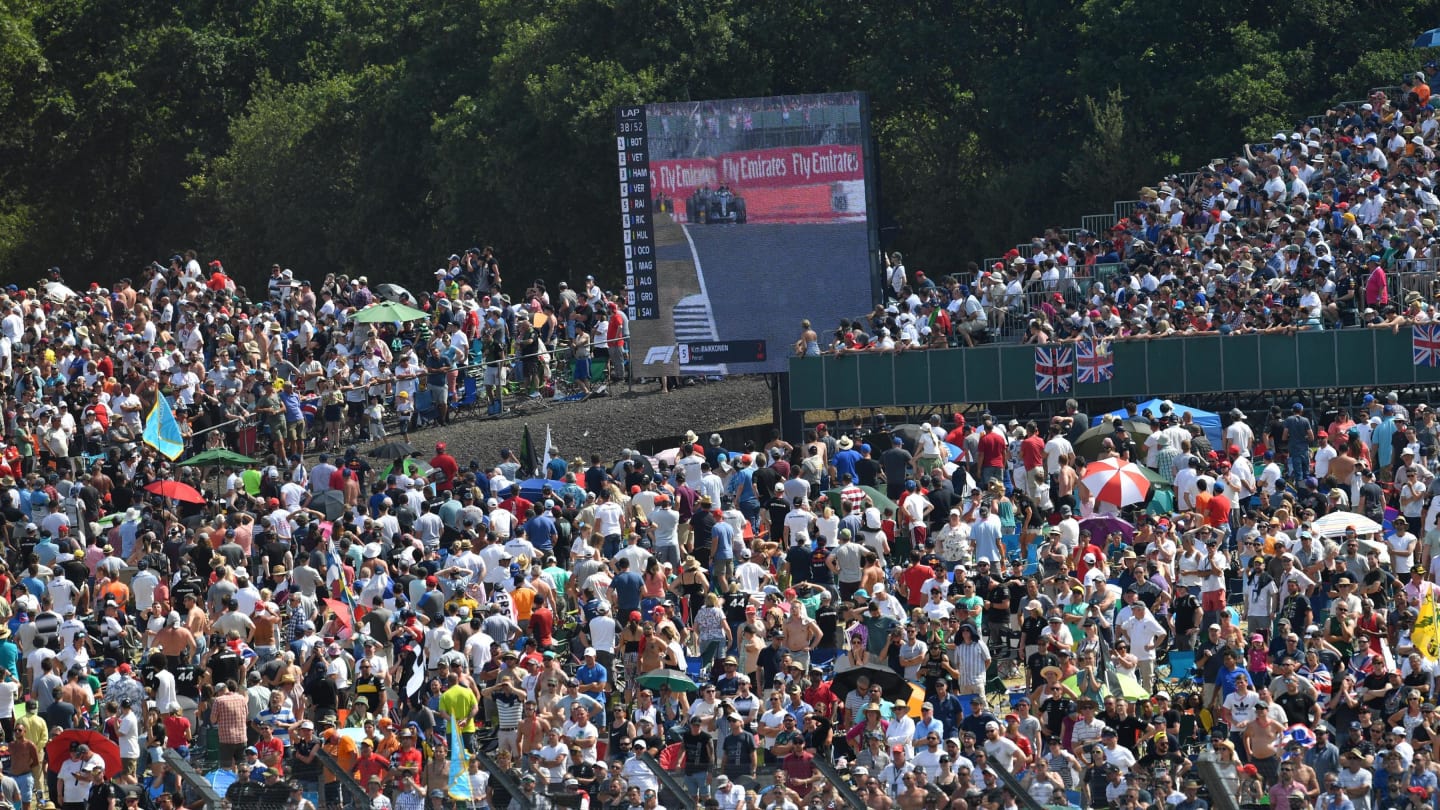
top-left (799, 66), bottom-right (1440, 354)
top-left (3, 50), bottom-right (1440, 810)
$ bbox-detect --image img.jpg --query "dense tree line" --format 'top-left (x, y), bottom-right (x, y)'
top-left (0, 0), bottom-right (1431, 292)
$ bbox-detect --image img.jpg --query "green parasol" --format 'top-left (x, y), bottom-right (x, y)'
top-left (180, 448), bottom-right (258, 467)
top-left (382, 457), bottom-right (433, 481)
top-left (353, 301), bottom-right (430, 323)
top-left (634, 668), bottom-right (697, 693)
top-left (1137, 464), bottom-right (1173, 491)
top-left (823, 485), bottom-right (897, 514)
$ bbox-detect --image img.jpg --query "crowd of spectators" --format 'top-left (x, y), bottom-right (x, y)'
top-left (804, 65), bottom-right (1440, 354)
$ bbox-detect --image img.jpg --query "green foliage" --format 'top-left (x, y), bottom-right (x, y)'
top-left (0, 0), bottom-right (1436, 290)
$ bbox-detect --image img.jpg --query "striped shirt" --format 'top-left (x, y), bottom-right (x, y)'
top-left (949, 640), bottom-right (991, 686)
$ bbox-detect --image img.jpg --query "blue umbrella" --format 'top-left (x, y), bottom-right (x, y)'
top-left (1416, 28), bottom-right (1440, 49)
top-left (943, 442), bottom-right (963, 463)
top-left (516, 477), bottom-right (554, 502)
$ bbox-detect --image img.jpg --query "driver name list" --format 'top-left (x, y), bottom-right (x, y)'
top-left (616, 105), bottom-right (658, 321)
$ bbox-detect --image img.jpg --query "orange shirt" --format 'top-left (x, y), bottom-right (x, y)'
top-left (511, 585), bottom-right (535, 620)
top-left (323, 735), bottom-right (358, 783)
top-left (1194, 491), bottom-right (1212, 519)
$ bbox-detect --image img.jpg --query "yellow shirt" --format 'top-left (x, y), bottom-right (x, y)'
top-left (439, 684), bottom-right (478, 733)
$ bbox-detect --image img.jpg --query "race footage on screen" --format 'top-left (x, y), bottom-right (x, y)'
top-left (617, 93), bottom-right (878, 376)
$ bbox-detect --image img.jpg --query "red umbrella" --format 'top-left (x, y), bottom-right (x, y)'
top-left (46, 729), bottom-right (122, 777)
top-left (1080, 457), bottom-right (1151, 508)
top-left (144, 479), bottom-right (204, 504)
top-left (322, 598), bottom-right (353, 629)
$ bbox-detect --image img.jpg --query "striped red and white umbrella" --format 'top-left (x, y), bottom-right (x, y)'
top-left (1080, 457), bottom-right (1151, 508)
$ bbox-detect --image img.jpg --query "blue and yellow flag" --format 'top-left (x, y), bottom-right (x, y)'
top-left (447, 717), bottom-right (473, 801)
top-left (142, 394), bottom-right (184, 460)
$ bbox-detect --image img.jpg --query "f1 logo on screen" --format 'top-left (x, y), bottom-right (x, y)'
top-left (643, 346), bottom-right (676, 365)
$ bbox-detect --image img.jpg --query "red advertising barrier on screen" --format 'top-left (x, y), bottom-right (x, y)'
top-left (651, 144), bottom-right (864, 195)
top-left (678, 184), bottom-right (865, 223)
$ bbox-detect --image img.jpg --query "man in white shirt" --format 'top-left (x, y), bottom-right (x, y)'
top-left (1119, 602), bottom-right (1168, 685)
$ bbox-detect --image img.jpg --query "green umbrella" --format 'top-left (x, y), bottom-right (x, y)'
top-left (353, 301), bottom-right (430, 323)
top-left (1074, 419), bottom-right (1154, 461)
top-left (823, 485), bottom-right (897, 514)
top-left (180, 448), bottom-right (258, 467)
top-left (382, 457), bottom-right (432, 481)
top-left (1137, 464), bottom-right (1173, 491)
top-left (634, 668), bottom-right (697, 693)
top-left (1109, 671), bottom-right (1151, 701)
top-left (1063, 672), bottom-right (1110, 699)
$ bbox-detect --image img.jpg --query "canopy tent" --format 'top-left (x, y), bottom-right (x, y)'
top-left (1093, 399), bottom-right (1223, 449)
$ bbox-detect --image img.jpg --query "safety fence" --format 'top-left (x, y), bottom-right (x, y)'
top-left (790, 326), bottom-right (1440, 410)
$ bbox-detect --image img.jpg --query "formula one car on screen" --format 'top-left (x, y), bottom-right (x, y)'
top-left (686, 184), bottom-right (747, 224)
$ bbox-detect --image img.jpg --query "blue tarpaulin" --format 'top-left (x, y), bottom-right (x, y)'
top-left (1093, 399), bottom-right (1224, 449)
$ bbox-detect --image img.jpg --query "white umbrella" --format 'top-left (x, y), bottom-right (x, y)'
top-left (43, 282), bottom-right (76, 302)
top-left (1080, 457), bottom-right (1151, 508)
top-left (1310, 511), bottom-right (1383, 538)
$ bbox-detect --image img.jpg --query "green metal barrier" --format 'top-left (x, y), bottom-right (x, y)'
top-left (789, 327), bottom-right (1440, 410)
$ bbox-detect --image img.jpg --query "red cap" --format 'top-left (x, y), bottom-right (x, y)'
top-left (435, 442), bottom-right (446, 451)
top-left (740, 455), bottom-right (752, 464)
top-left (209, 260), bottom-right (222, 268)
top-left (118, 663), bottom-right (132, 674)
top-left (1318, 430), bottom-right (1328, 438)
top-left (653, 606), bottom-right (665, 616)
top-left (784, 588), bottom-right (797, 599)
top-left (268, 497), bottom-right (279, 507)
top-left (629, 611), bottom-right (642, 622)
top-left (745, 606), bottom-right (757, 613)
top-left (630, 485), bottom-right (641, 495)
top-left (815, 423), bottom-right (826, 431)
top-left (954, 413), bottom-right (965, 425)
top-left (425, 576), bottom-right (438, 587)
top-left (1227, 445), bottom-right (1241, 456)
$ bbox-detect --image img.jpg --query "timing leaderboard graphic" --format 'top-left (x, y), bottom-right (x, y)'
top-left (616, 93), bottom-right (879, 376)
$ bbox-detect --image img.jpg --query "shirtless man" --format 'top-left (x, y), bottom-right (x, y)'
top-left (1243, 703), bottom-right (1287, 785)
top-left (181, 593), bottom-right (210, 661)
top-left (781, 602), bottom-right (822, 671)
top-left (154, 611), bottom-right (198, 662)
top-left (895, 772), bottom-right (929, 810)
top-left (516, 701), bottom-right (550, 758)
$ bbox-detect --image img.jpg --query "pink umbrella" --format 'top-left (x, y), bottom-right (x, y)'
top-left (1080, 457), bottom-right (1151, 508)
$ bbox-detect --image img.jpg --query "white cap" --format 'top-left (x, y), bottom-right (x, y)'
top-left (583, 647), bottom-right (596, 658)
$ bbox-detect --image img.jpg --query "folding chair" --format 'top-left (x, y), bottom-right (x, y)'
top-left (413, 389), bottom-right (438, 427)
top-left (1002, 534), bottom-right (1020, 562)
top-left (1157, 650), bottom-right (1200, 698)
top-left (1023, 543), bottom-right (1041, 576)
top-left (453, 375), bottom-right (479, 410)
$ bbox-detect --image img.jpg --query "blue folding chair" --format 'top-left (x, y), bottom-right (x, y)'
top-left (1023, 543), bottom-right (1041, 576)
top-left (1002, 534), bottom-right (1021, 562)
top-left (413, 388), bottom-right (438, 427)
top-left (453, 375), bottom-right (479, 410)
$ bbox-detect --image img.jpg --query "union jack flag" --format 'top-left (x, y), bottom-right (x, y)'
top-left (1417, 324), bottom-right (1440, 368)
top-left (1035, 346), bottom-right (1074, 394)
top-left (1075, 338), bottom-right (1114, 384)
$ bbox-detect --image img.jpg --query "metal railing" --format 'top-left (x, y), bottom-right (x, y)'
top-left (477, 748), bottom-right (534, 810)
top-left (1389, 268), bottom-right (1439, 304)
top-left (316, 748), bottom-right (374, 810)
top-left (1113, 199), bottom-right (1143, 221)
top-left (988, 760), bottom-right (1048, 810)
top-left (1080, 213), bottom-right (1116, 235)
top-left (1194, 758), bottom-right (1242, 810)
top-left (811, 753), bottom-right (867, 810)
top-left (1015, 243), bottom-right (1038, 258)
top-left (637, 752), bottom-right (699, 810)
top-left (163, 749), bottom-right (225, 810)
